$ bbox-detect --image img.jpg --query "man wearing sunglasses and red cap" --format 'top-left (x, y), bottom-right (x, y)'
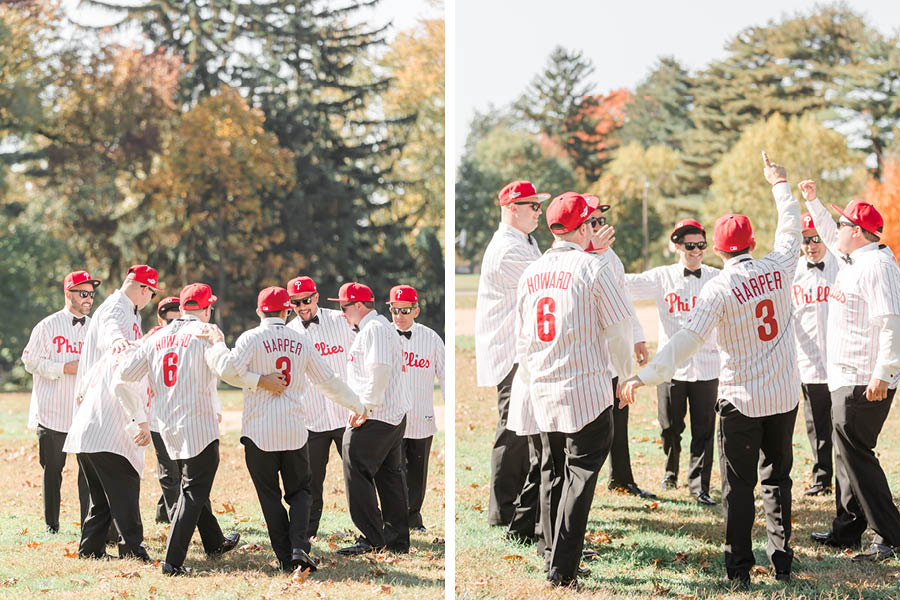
top-left (285, 275), bottom-right (356, 540)
top-left (207, 286), bottom-right (363, 573)
top-left (515, 191), bottom-right (636, 586)
top-left (328, 282), bottom-right (411, 555)
top-left (116, 283), bottom-right (241, 575)
top-left (802, 183), bottom-right (900, 562)
top-left (21, 270), bottom-right (100, 534)
top-left (388, 284), bottom-right (445, 533)
top-left (624, 219), bottom-right (721, 506)
top-left (621, 153), bottom-right (803, 587)
top-left (476, 180), bottom-right (549, 530)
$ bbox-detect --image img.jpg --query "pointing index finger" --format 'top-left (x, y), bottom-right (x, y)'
top-left (761, 151), bottom-right (772, 167)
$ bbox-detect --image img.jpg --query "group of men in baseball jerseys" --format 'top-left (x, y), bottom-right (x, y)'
top-left (22, 267), bottom-right (444, 576)
top-left (476, 151), bottom-right (900, 588)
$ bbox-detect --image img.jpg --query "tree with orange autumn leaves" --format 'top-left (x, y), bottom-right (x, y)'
top-left (864, 157), bottom-right (900, 260)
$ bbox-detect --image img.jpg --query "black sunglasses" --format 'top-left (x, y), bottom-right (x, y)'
top-left (514, 201), bottom-right (541, 212)
top-left (587, 216), bottom-right (607, 228)
top-left (68, 290), bottom-right (95, 299)
top-left (140, 285), bottom-right (157, 299)
top-left (390, 306), bottom-right (416, 315)
top-left (682, 241), bottom-right (708, 251)
top-left (340, 302), bottom-right (359, 313)
top-left (802, 235), bottom-right (821, 245)
top-left (837, 219), bottom-right (856, 229)
top-left (292, 296), bottom-right (316, 306)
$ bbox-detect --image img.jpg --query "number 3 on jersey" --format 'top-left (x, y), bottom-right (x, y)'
top-left (275, 356), bottom-right (291, 386)
top-left (162, 352), bottom-right (178, 387)
top-left (755, 298), bottom-right (779, 342)
top-left (536, 297), bottom-right (556, 342)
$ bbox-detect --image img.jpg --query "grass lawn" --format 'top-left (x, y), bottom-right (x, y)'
top-left (455, 336), bottom-right (900, 599)
top-left (0, 391), bottom-right (444, 599)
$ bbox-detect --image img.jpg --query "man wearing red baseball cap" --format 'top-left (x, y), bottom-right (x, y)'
top-left (623, 218), bottom-right (721, 505)
top-left (515, 190), bottom-right (636, 586)
top-left (205, 286), bottom-right (362, 572)
top-left (21, 270), bottom-right (101, 534)
top-left (475, 180), bottom-right (548, 529)
top-left (802, 183), bottom-right (900, 562)
top-left (388, 285), bottom-right (445, 532)
top-left (328, 282), bottom-right (412, 555)
top-left (117, 282), bottom-right (242, 575)
top-left (285, 275), bottom-right (356, 540)
top-left (621, 153), bottom-right (804, 586)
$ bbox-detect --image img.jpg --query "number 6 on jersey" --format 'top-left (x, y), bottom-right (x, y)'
top-left (536, 297), bottom-right (556, 342)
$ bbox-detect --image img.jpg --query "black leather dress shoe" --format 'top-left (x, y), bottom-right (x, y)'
top-left (119, 545), bottom-right (153, 563)
top-left (662, 476), bottom-right (677, 490)
top-left (46, 525), bottom-right (59, 534)
top-left (811, 531), bottom-right (860, 549)
top-left (411, 525), bottom-right (427, 533)
top-left (78, 551), bottom-right (115, 561)
top-left (337, 537), bottom-right (382, 555)
top-left (546, 569), bottom-right (578, 588)
top-left (582, 548), bottom-right (599, 560)
top-left (610, 482), bottom-right (657, 499)
top-left (161, 562), bottom-right (192, 576)
top-left (209, 532), bottom-right (241, 557)
top-left (505, 530), bottom-right (536, 545)
top-left (803, 484), bottom-right (832, 496)
top-left (775, 571), bottom-right (790, 582)
top-left (727, 572), bottom-right (750, 589)
top-left (288, 548), bottom-right (318, 572)
top-left (695, 492), bottom-right (717, 506)
top-left (851, 543), bottom-right (895, 562)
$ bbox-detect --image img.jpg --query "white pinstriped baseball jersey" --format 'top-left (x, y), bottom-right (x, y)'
top-left (74, 289), bottom-right (143, 407)
top-left (63, 350), bottom-right (149, 476)
top-left (346, 311), bottom-right (410, 425)
top-left (791, 251), bottom-right (838, 384)
top-left (287, 307), bottom-right (355, 432)
top-left (118, 315), bottom-right (220, 460)
top-left (824, 244), bottom-right (900, 390)
top-left (220, 317), bottom-right (337, 451)
top-left (605, 248), bottom-right (646, 358)
top-left (625, 263), bottom-right (722, 381)
top-left (683, 183), bottom-right (802, 417)
top-left (21, 309), bottom-right (90, 431)
top-left (141, 326), bottom-right (168, 434)
top-left (475, 223), bottom-right (541, 386)
top-left (507, 368), bottom-right (539, 435)
top-left (398, 322), bottom-right (445, 439)
top-left (804, 198), bottom-right (895, 265)
top-left (516, 242), bottom-right (635, 433)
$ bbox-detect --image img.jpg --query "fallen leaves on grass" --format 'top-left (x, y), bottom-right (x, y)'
top-left (1, 578), bottom-right (17, 586)
top-left (470, 483), bottom-right (478, 488)
top-left (69, 579), bottom-right (90, 585)
top-left (631, 436), bottom-right (649, 443)
top-left (380, 584), bottom-right (392, 593)
top-left (64, 547), bottom-right (78, 558)
top-left (431, 538), bottom-right (445, 545)
top-left (27, 541), bottom-right (42, 549)
top-left (585, 530), bottom-right (611, 545)
top-left (19, 528), bottom-right (27, 535)
top-left (649, 501), bottom-right (660, 510)
top-left (673, 552), bottom-right (689, 563)
top-left (239, 543), bottom-right (265, 552)
top-left (23, 480), bottom-right (38, 488)
top-left (215, 502), bottom-right (236, 514)
top-left (652, 581), bottom-right (671, 594)
top-left (116, 571), bottom-right (140, 579)
top-left (501, 554), bottom-right (524, 562)
top-left (750, 565), bottom-right (768, 575)
top-left (471, 504), bottom-right (483, 512)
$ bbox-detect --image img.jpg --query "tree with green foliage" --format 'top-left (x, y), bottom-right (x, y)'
top-left (619, 56), bottom-right (694, 152)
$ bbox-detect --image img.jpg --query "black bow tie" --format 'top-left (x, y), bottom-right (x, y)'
top-left (807, 261), bottom-right (824, 271)
top-left (301, 315), bottom-right (319, 329)
top-left (683, 268), bottom-right (701, 278)
top-left (527, 234), bottom-right (534, 246)
top-left (133, 306), bottom-right (139, 315)
top-left (72, 316), bottom-right (85, 326)
top-left (397, 329), bottom-right (411, 339)
top-left (841, 254), bottom-right (853, 265)
top-left (352, 325), bottom-right (360, 333)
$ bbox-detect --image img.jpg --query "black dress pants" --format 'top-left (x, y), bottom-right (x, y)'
top-left (164, 440), bottom-right (226, 567)
top-left (36, 424), bottom-right (89, 530)
top-left (545, 407), bottom-right (613, 582)
top-left (342, 417), bottom-right (409, 550)
top-left (801, 383), bottom-right (833, 490)
top-left (306, 426), bottom-right (345, 538)
top-left (243, 437), bottom-right (313, 562)
top-left (830, 386), bottom-right (900, 547)
top-left (507, 434), bottom-right (542, 545)
top-left (717, 400), bottom-right (796, 579)
top-left (402, 436), bottom-right (433, 529)
top-left (607, 377), bottom-right (636, 486)
top-left (489, 365), bottom-right (529, 526)
top-left (151, 430), bottom-right (181, 523)
top-left (76, 452), bottom-right (147, 559)
top-left (657, 378), bottom-right (718, 494)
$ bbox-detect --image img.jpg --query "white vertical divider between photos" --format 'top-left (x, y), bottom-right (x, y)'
top-left (443, 0), bottom-right (456, 596)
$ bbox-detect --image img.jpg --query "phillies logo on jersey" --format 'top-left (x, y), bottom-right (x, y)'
top-left (403, 351), bottom-right (430, 369)
top-left (829, 284), bottom-right (847, 304)
top-left (52, 336), bottom-right (83, 354)
top-left (315, 341), bottom-right (344, 357)
top-left (792, 284), bottom-right (830, 305)
top-left (133, 324), bottom-right (142, 339)
top-left (663, 293), bottom-right (697, 314)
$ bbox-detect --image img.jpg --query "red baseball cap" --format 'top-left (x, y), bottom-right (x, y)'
top-left (64, 270), bottom-right (101, 290)
top-left (179, 283), bottom-right (217, 310)
top-left (801, 213), bottom-right (817, 232)
top-left (713, 214), bottom-right (754, 253)
top-left (126, 265), bottom-right (162, 290)
top-left (832, 199), bottom-right (883, 237)
top-left (498, 180), bottom-right (551, 206)
top-left (156, 296), bottom-right (180, 317)
top-left (327, 282), bottom-right (374, 303)
top-left (546, 192), bottom-right (591, 234)
top-left (387, 285), bottom-right (418, 304)
top-left (287, 276), bottom-right (317, 296)
top-left (670, 219), bottom-right (706, 242)
top-left (582, 193), bottom-right (611, 213)
top-left (258, 286), bottom-right (293, 312)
